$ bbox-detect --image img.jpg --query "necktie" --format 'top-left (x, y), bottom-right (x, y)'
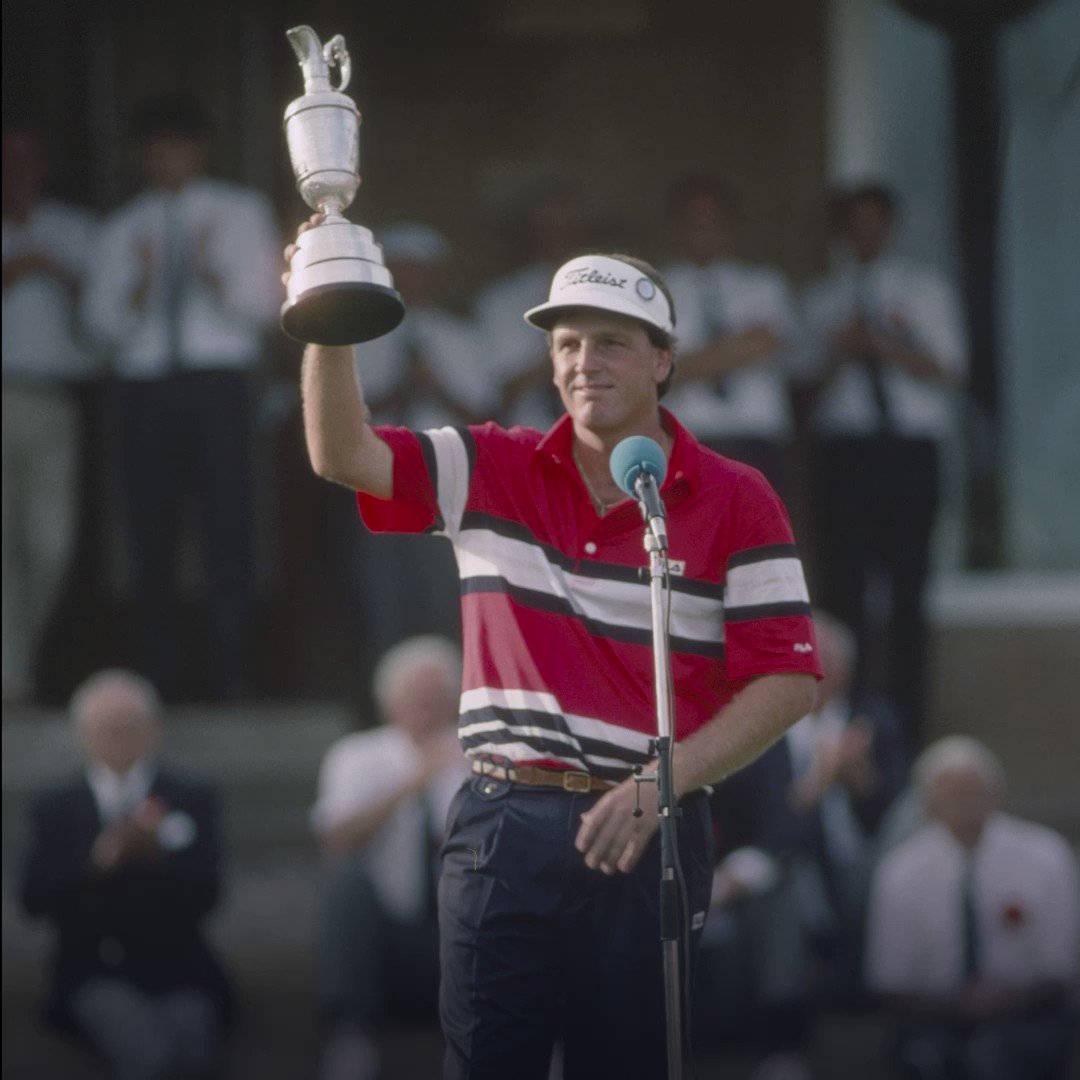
top-left (402, 327), bottom-right (427, 427)
top-left (960, 857), bottom-right (980, 980)
top-left (161, 198), bottom-right (188, 372)
top-left (853, 268), bottom-right (893, 432)
top-left (703, 267), bottom-right (731, 399)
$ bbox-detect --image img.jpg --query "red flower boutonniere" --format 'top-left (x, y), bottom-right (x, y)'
top-left (1001, 901), bottom-right (1026, 929)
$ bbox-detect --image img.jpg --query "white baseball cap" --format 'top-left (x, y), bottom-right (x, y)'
top-left (524, 255), bottom-right (675, 337)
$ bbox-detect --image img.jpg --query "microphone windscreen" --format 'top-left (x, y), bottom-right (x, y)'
top-left (609, 436), bottom-right (667, 496)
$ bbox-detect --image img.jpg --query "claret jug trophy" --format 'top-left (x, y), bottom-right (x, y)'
top-left (280, 25), bottom-right (404, 345)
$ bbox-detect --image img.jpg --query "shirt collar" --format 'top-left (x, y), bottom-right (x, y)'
top-left (925, 812), bottom-right (1006, 863)
top-left (86, 757), bottom-right (155, 820)
top-left (534, 407), bottom-right (700, 499)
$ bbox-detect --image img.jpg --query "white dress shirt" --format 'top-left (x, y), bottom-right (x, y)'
top-left (86, 758), bottom-right (155, 824)
top-left (355, 305), bottom-right (496, 430)
top-left (310, 725), bottom-right (469, 923)
top-left (865, 813), bottom-right (1080, 995)
top-left (3, 201), bottom-right (97, 381)
top-left (802, 254), bottom-right (967, 440)
top-left (661, 258), bottom-right (807, 441)
top-left (82, 178), bottom-right (281, 377)
top-left (474, 262), bottom-right (559, 430)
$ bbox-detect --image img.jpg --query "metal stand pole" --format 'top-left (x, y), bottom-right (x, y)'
top-left (642, 529), bottom-right (684, 1080)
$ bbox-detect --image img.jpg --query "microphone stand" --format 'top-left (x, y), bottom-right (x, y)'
top-left (633, 474), bottom-right (685, 1080)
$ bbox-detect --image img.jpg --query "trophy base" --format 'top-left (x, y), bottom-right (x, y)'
top-left (281, 281), bottom-right (405, 345)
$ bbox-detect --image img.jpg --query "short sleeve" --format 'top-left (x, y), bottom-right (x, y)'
top-left (356, 425), bottom-right (474, 537)
top-left (722, 469), bottom-right (822, 680)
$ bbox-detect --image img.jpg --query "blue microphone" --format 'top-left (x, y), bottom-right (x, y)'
top-left (609, 436), bottom-right (668, 548)
top-left (609, 436), bottom-right (667, 495)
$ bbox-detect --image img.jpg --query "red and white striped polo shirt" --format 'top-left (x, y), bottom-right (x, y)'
top-left (358, 408), bottom-right (821, 782)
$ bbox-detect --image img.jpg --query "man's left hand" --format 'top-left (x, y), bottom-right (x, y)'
top-left (574, 772), bottom-right (660, 874)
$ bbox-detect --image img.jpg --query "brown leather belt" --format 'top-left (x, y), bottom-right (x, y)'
top-left (471, 758), bottom-right (616, 793)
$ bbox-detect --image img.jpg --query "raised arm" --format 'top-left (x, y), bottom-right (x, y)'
top-left (301, 342), bottom-right (392, 495)
top-left (286, 214), bottom-right (393, 496)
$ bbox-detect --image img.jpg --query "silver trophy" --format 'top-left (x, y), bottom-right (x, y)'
top-left (281, 25), bottom-right (404, 345)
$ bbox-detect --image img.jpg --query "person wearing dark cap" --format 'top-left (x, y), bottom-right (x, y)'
top-left (286, 218), bottom-right (823, 1078)
top-left (83, 94), bottom-right (281, 702)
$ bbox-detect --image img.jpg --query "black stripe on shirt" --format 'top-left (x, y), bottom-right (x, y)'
top-left (726, 543), bottom-right (799, 570)
top-left (723, 600), bottom-right (812, 623)
top-left (460, 703), bottom-right (653, 767)
top-left (416, 431), bottom-right (445, 532)
top-left (458, 509), bottom-right (724, 602)
top-left (459, 575), bottom-right (725, 659)
top-left (460, 510), bottom-right (574, 569)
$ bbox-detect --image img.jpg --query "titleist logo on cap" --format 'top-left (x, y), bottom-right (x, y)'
top-left (523, 253), bottom-right (675, 335)
top-left (562, 266), bottom-right (628, 289)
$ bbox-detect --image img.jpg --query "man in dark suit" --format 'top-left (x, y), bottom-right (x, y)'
top-left (19, 668), bottom-right (232, 1080)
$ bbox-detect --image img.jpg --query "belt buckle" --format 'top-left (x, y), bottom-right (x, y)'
top-left (562, 771), bottom-right (592, 793)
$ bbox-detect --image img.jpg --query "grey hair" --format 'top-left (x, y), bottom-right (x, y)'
top-left (372, 635), bottom-right (462, 713)
top-left (69, 668), bottom-right (162, 729)
top-left (912, 735), bottom-right (1006, 799)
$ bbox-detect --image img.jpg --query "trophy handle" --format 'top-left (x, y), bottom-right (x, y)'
top-left (323, 35), bottom-right (351, 93)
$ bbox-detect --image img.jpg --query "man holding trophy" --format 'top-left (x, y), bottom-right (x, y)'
top-left (282, 25), bottom-right (821, 1079)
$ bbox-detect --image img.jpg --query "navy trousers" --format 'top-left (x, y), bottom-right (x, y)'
top-left (113, 369), bottom-right (254, 701)
top-left (439, 774), bottom-right (714, 1080)
top-left (810, 434), bottom-right (939, 738)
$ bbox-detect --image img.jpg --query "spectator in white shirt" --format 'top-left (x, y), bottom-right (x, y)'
top-left (801, 183), bottom-right (968, 737)
top-left (311, 636), bottom-right (468, 1080)
top-left (2, 119), bottom-right (98, 703)
top-left (661, 173), bottom-right (807, 501)
top-left (474, 182), bottom-right (590, 429)
top-left (82, 94), bottom-right (281, 702)
top-left (865, 736), bottom-right (1079, 1080)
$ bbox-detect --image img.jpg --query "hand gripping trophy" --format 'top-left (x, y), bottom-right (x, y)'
top-left (280, 25), bottom-right (405, 345)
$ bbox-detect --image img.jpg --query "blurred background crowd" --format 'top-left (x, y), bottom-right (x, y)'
top-left (3, 0), bottom-right (1078, 1077)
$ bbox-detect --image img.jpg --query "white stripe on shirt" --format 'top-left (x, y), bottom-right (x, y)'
top-left (724, 556), bottom-right (810, 611)
top-left (424, 425), bottom-right (471, 535)
top-left (455, 527), bottom-right (725, 647)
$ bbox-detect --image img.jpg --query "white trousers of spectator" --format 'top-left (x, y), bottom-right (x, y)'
top-left (1, 382), bottom-right (79, 700)
top-left (71, 976), bottom-right (222, 1080)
